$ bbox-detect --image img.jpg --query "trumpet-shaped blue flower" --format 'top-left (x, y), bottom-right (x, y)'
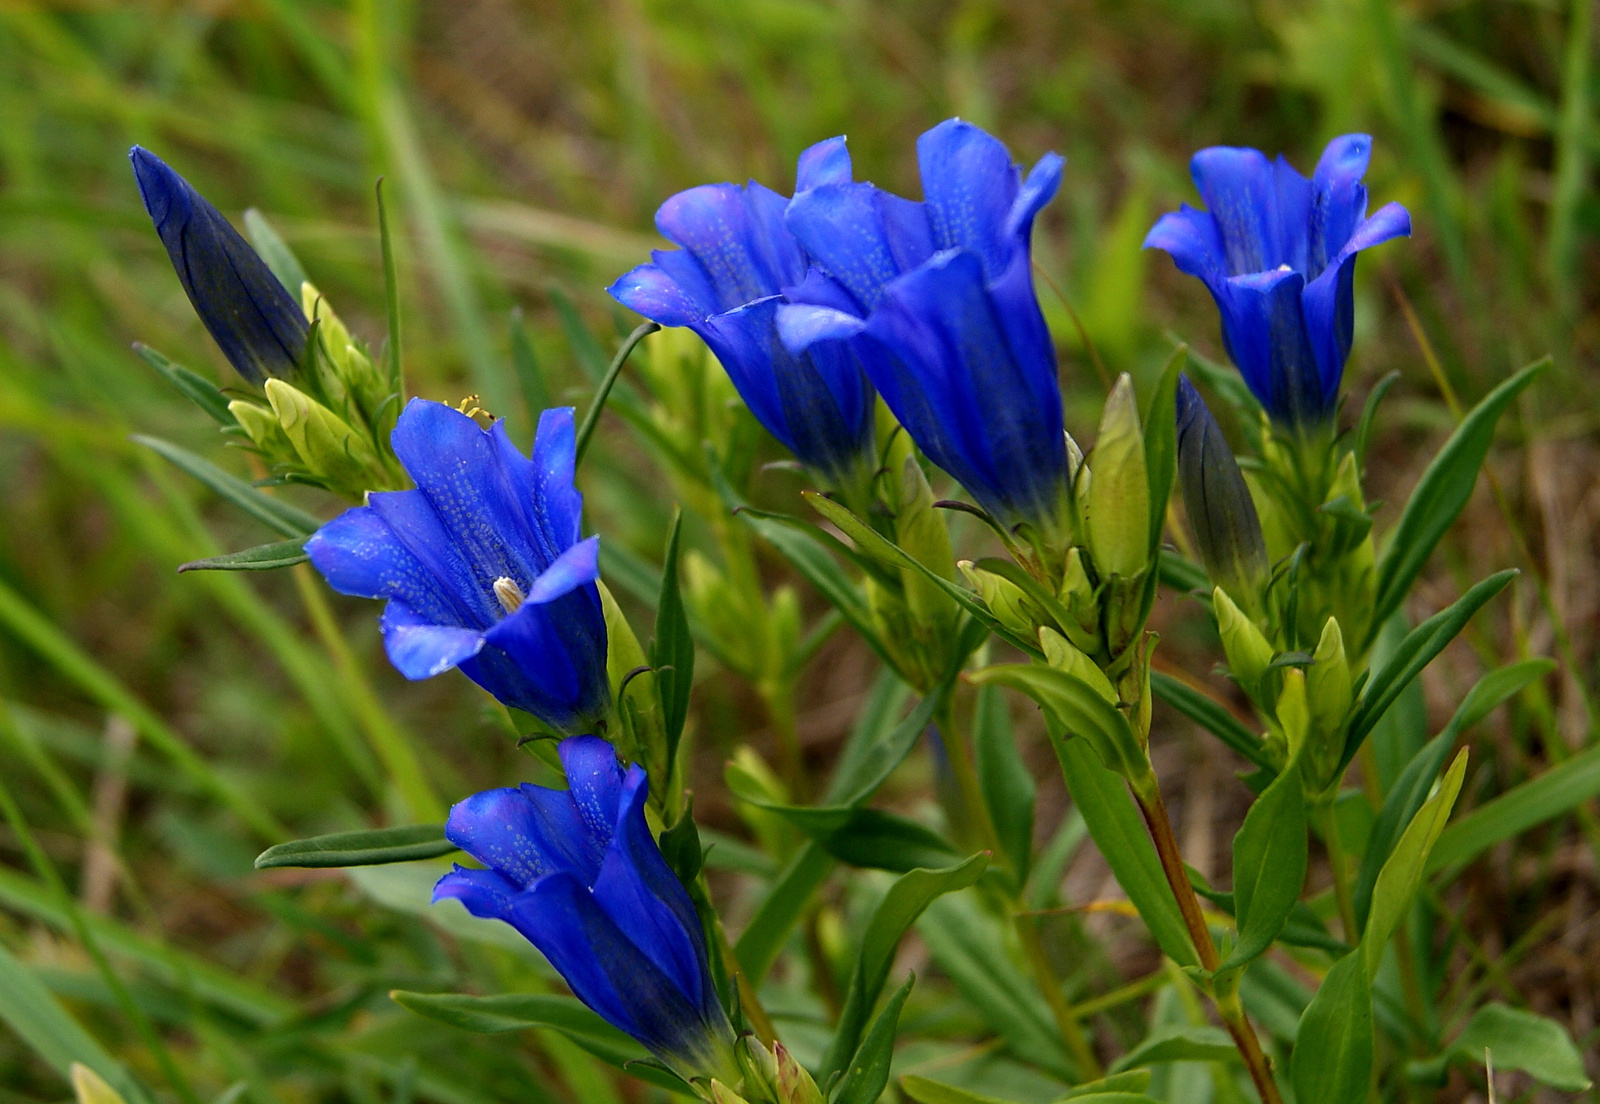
top-left (130, 147), bottom-right (307, 385)
top-left (434, 736), bottom-right (736, 1083)
top-left (305, 400), bottom-right (609, 734)
top-left (1144, 135), bottom-right (1410, 427)
top-left (608, 138), bottom-right (876, 485)
top-left (777, 119), bottom-right (1068, 532)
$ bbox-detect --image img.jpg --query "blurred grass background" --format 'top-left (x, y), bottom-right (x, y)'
top-left (0, 0), bottom-right (1595, 1101)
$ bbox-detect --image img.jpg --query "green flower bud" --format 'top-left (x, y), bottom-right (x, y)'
top-left (228, 398), bottom-right (295, 463)
top-left (1214, 586), bottom-right (1274, 706)
top-left (774, 1042), bottom-right (823, 1104)
top-left (959, 560), bottom-right (1040, 641)
top-left (1175, 376), bottom-right (1267, 607)
top-left (1305, 616), bottom-right (1352, 789)
top-left (263, 377), bottom-right (380, 499)
top-left (893, 457), bottom-right (958, 624)
top-left (1276, 667), bottom-right (1310, 763)
top-left (302, 281), bottom-right (390, 420)
top-left (1039, 627), bottom-right (1118, 705)
top-left (1057, 548), bottom-right (1102, 652)
top-left (599, 580), bottom-right (659, 779)
top-left (735, 1036), bottom-right (780, 1104)
top-left (1087, 374), bottom-right (1149, 581)
top-left (709, 1081), bottom-right (752, 1104)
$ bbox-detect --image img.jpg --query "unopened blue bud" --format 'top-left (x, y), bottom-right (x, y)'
top-left (130, 147), bottom-right (307, 385)
top-left (1176, 376), bottom-right (1268, 600)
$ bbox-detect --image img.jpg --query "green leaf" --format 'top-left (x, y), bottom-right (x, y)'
top-left (810, 808), bottom-right (963, 873)
top-left (549, 286), bottom-right (610, 383)
top-left (1060, 1072), bottom-right (1154, 1097)
top-left (1448, 1003), bottom-right (1591, 1091)
top-left (898, 1075), bottom-right (1015, 1104)
top-left (733, 842), bottom-right (833, 986)
top-left (821, 854), bottom-right (988, 1081)
top-left (374, 180), bottom-right (403, 392)
top-left (1353, 659), bottom-right (1553, 926)
top-left (1142, 344), bottom-right (1184, 558)
top-left (805, 491), bottom-right (1038, 658)
top-left (1222, 762), bottom-right (1306, 973)
top-left (1342, 570), bottom-right (1516, 770)
top-left (1368, 358), bottom-right (1547, 645)
top-left (1428, 738), bottom-right (1600, 874)
top-left (1149, 672), bottom-right (1271, 770)
top-left (0, 942), bottom-right (150, 1104)
top-left (133, 344), bottom-right (237, 426)
top-left (832, 975), bottom-right (914, 1104)
top-left (900, 1075), bottom-right (1159, 1104)
top-left (1290, 954), bottom-right (1373, 1104)
top-left (917, 894), bottom-right (1073, 1078)
top-left (1052, 738), bottom-right (1198, 967)
top-left (253, 824), bottom-right (455, 869)
top-left (178, 538), bottom-right (309, 573)
top-left (970, 664), bottom-right (1146, 784)
top-left (1156, 549), bottom-right (1209, 594)
top-left (1109, 1023), bottom-right (1238, 1072)
top-left (389, 991), bottom-right (689, 1093)
top-left (1362, 751), bottom-right (1467, 978)
top-left (974, 683), bottom-right (1036, 884)
top-left (1352, 371), bottom-right (1400, 470)
top-left (650, 509), bottom-right (694, 774)
top-left (133, 435), bottom-right (322, 539)
top-left (574, 321), bottom-right (658, 467)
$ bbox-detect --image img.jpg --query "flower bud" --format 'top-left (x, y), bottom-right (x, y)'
top-left (894, 457), bottom-right (958, 624)
top-left (1175, 376), bottom-right (1267, 605)
top-left (130, 147), bottom-right (307, 385)
top-left (302, 281), bottom-right (390, 418)
top-left (1305, 616), bottom-right (1352, 789)
top-left (735, 1035), bottom-right (780, 1104)
top-left (1276, 667), bottom-right (1310, 762)
top-left (775, 1042), bottom-right (823, 1104)
top-left (228, 398), bottom-right (295, 463)
top-left (1039, 628), bottom-right (1118, 704)
top-left (264, 378), bottom-right (380, 498)
top-left (1087, 374), bottom-right (1149, 580)
top-left (71, 1065), bottom-right (127, 1104)
top-left (1214, 586), bottom-right (1274, 706)
top-left (1057, 547), bottom-right (1101, 650)
top-left (960, 560), bottom-right (1041, 641)
top-left (710, 1080), bottom-right (752, 1104)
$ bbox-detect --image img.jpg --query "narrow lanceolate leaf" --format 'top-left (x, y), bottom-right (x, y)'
top-left (178, 539), bottom-right (309, 573)
top-left (1150, 672), bottom-right (1272, 770)
top-left (807, 808), bottom-right (963, 873)
top-left (253, 825), bottom-right (454, 869)
top-left (970, 664), bottom-right (1146, 783)
top-left (821, 855), bottom-right (988, 1082)
top-left (389, 991), bottom-right (688, 1093)
top-left (1109, 1023), bottom-right (1239, 1072)
top-left (651, 509), bottom-right (694, 773)
top-left (832, 976), bottom-right (915, 1104)
top-left (133, 435), bottom-right (322, 538)
top-left (1428, 739), bottom-right (1600, 875)
top-left (0, 942), bottom-right (151, 1104)
top-left (974, 684), bottom-right (1036, 884)
top-left (1342, 570), bottom-right (1516, 770)
top-left (1290, 954), bottom-right (1373, 1104)
top-left (1053, 738), bottom-right (1198, 967)
top-left (1368, 358), bottom-right (1547, 646)
top-left (1447, 1003), bottom-right (1591, 1091)
top-left (1362, 750), bottom-right (1468, 978)
top-left (134, 344), bottom-right (237, 426)
top-left (1353, 658), bottom-right (1553, 926)
top-left (1222, 761), bottom-right (1306, 973)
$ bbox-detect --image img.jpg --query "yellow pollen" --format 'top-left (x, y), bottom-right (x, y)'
top-left (493, 576), bottom-right (525, 615)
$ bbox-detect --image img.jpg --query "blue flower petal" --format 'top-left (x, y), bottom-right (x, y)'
top-left (776, 302), bottom-right (868, 351)
top-left (443, 784), bottom-right (605, 887)
top-left (654, 183), bottom-right (804, 311)
top-left (390, 399), bottom-right (549, 593)
top-left (130, 147), bottom-right (307, 385)
top-left (1307, 134), bottom-right (1372, 278)
top-left (505, 870), bottom-right (713, 1064)
top-left (477, 582), bottom-right (608, 730)
top-left (916, 119), bottom-right (1022, 278)
top-left (380, 600), bottom-right (485, 679)
top-left (796, 136), bottom-right (853, 190)
top-left (607, 262), bottom-right (706, 328)
top-left (556, 736), bottom-right (626, 842)
top-left (591, 768), bottom-right (712, 1014)
top-left (1301, 201), bottom-right (1411, 405)
top-left (525, 535), bottom-right (600, 604)
top-left (1216, 267), bottom-right (1323, 424)
top-left (526, 411), bottom-right (586, 567)
top-left (859, 248), bottom-right (1066, 525)
top-left (432, 865), bottom-right (521, 917)
top-left (363, 488), bottom-right (499, 627)
top-left (1004, 152), bottom-right (1065, 246)
top-left (1191, 146), bottom-right (1285, 276)
top-left (306, 500), bottom-right (481, 627)
top-left (1143, 204), bottom-right (1229, 283)
top-left (785, 182), bottom-right (932, 311)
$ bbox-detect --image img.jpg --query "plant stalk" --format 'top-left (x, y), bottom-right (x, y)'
top-left (1313, 800), bottom-right (1360, 944)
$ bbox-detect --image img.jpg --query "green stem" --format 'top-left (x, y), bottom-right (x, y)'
top-left (1313, 800), bottom-right (1360, 944)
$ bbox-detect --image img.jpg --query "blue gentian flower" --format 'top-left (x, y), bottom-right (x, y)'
top-left (608, 138), bottom-right (876, 486)
top-left (130, 147), bottom-right (307, 385)
top-left (777, 119), bottom-right (1068, 533)
top-left (1144, 135), bottom-right (1410, 427)
top-left (434, 736), bottom-right (736, 1084)
top-left (305, 400), bottom-right (609, 734)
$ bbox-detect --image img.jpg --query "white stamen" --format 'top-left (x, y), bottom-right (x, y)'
top-left (493, 576), bottom-right (525, 615)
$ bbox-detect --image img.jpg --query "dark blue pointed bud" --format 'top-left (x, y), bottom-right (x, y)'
top-left (130, 147), bottom-right (307, 385)
top-left (1176, 376), bottom-right (1268, 598)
